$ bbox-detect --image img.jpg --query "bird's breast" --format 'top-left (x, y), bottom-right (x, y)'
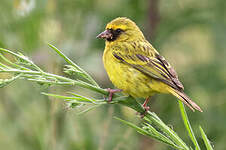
top-left (103, 47), bottom-right (155, 98)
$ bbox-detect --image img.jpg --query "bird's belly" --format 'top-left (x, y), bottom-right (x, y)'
top-left (104, 60), bottom-right (155, 98)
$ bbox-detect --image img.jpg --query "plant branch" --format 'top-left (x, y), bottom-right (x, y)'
top-left (0, 46), bottom-right (212, 150)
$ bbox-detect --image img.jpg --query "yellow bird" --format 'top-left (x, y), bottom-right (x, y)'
top-left (97, 17), bottom-right (202, 112)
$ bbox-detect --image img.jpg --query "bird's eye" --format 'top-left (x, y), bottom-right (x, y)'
top-left (115, 28), bottom-right (123, 33)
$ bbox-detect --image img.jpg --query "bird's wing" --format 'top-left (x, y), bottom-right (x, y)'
top-left (112, 44), bottom-right (184, 91)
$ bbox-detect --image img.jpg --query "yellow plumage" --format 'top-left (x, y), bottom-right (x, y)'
top-left (98, 17), bottom-right (202, 112)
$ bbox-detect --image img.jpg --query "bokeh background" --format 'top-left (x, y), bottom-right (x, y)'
top-left (0, 0), bottom-right (226, 149)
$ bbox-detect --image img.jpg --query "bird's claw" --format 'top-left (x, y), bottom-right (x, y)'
top-left (106, 88), bottom-right (122, 103)
top-left (139, 97), bottom-right (150, 118)
top-left (140, 106), bottom-right (150, 118)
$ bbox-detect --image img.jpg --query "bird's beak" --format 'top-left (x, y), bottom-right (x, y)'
top-left (96, 30), bottom-right (113, 40)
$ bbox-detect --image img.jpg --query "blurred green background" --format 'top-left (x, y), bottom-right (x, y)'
top-left (0, 0), bottom-right (226, 149)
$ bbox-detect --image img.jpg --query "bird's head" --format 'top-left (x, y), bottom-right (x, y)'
top-left (97, 17), bottom-right (145, 42)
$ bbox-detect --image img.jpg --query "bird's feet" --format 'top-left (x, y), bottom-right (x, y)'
top-left (140, 97), bottom-right (150, 118)
top-left (106, 88), bottom-right (122, 103)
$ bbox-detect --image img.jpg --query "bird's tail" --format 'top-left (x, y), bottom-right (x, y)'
top-left (169, 88), bottom-right (203, 112)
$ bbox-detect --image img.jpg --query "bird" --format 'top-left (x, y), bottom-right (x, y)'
top-left (97, 17), bottom-right (202, 113)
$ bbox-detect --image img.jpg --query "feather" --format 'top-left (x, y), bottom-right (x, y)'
top-left (169, 89), bottom-right (203, 112)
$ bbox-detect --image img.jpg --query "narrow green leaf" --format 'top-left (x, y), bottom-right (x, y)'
top-left (179, 101), bottom-right (200, 150)
top-left (199, 126), bottom-right (213, 150)
top-left (0, 48), bottom-right (42, 72)
top-left (67, 92), bottom-right (88, 98)
top-left (48, 44), bottom-right (82, 71)
top-left (42, 92), bottom-right (96, 103)
top-left (77, 104), bottom-right (102, 115)
top-left (0, 53), bottom-right (28, 70)
top-left (48, 43), bottom-right (99, 87)
top-left (67, 92), bottom-right (97, 102)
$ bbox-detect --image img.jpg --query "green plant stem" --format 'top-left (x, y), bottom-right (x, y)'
top-left (0, 69), bottom-right (107, 95)
top-left (179, 101), bottom-right (200, 150)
